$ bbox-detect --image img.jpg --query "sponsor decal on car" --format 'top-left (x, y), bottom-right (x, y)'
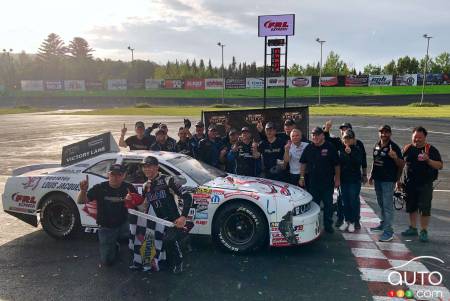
top-left (211, 194), bottom-right (221, 204)
top-left (22, 177), bottom-right (41, 190)
top-left (11, 193), bottom-right (37, 208)
top-left (8, 206), bottom-right (35, 214)
top-left (195, 220), bottom-right (208, 225)
top-left (194, 211), bottom-right (208, 220)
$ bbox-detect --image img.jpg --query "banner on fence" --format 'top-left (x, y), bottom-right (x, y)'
top-left (107, 79), bottom-right (127, 90)
top-left (345, 75), bottom-right (369, 87)
top-left (320, 76), bottom-right (338, 87)
top-left (145, 79), bottom-right (163, 89)
top-left (86, 81), bottom-right (103, 90)
top-left (164, 79), bottom-right (183, 89)
top-left (225, 78), bottom-right (246, 89)
top-left (395, 74), bottom-right (417, 86)
top-left (21, 80), bottom-right (44, 91)
top-left (246, 78), bottom-right (264, 89)
top-left (184, 79), bottom-right (205, 90)
top-left (368, 75), bottom-right (393, 86)
top-left (204, 78), bottom-right (224, 90)
top-left (64, 80), bottom-right (86, 91)
top-left (45, 80), bottom-right (63, 91)
top-left (289, 76), bottom-right (312, 88)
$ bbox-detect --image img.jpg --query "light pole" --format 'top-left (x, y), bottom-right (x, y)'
top-left (127, 45), bottom-right (135, 62)
top-left (316, 38), bottom-right (325, 105)
top-left (420, 34), bottom-right (432, 105)
top-left (2, 48), bottom-right (14, 90)
top-left (217, 42), bottom-right (225, 105)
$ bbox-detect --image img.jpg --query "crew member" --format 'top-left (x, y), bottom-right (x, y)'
top-left (176, 127), bottom-right (193, 157)
top-left (197, 125), bottom-right (225, 168)
top-left (119, 121), bottom-right (154, 150)
top-left (300, 127), bottom-right (340, 233)
top-left (150, 128), bottom-right (177, 152)
top-left (257, 119), bottom-right (298, 144)
top-left (189, 121), bottom-right (206, 159)
top-left (77, 164), bottom-right (138, 266)
top-left (227, 127), bottom-right (260, 176)
top-left (257, 122), bottom-right (285, 180)
top-left (400, 126), bottom-right (443, 243)
top-left (283, 128), bottom-right (309, 185)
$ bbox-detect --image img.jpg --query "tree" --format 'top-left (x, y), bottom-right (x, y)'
top-left (322, 51), bottom-right (349, 75)
top-left (68, 37), bottom-right (94, 60)
top-left (363, 64), bottom-right (382, 75)
top-left (433, 52), bottom-right (450, 74)
top-left (382, 60), bottom-right (396, 75)
top-left (288, 63), bottom-right (304, 76)
top-left (37, 33), bottom-right (66, 62)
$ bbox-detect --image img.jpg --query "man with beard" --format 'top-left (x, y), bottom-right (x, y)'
top-left (227, 127), bottom-right (260, 176)
top-left (150, 128), bottom-right (177, 152)
top-left (176, 127), bottom-right (193, 157)
top-left (400, 126), bottom-right (443, 242)
top-left (369, 125), bottom-right (404, 242)
top-left (299, 127), bottom-right (340, 233)
top-left (257, 122), bottom-right (286, 180)
top-left (119, 121), bottom-right (154, 150)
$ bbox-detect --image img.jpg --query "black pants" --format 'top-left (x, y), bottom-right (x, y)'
top-left (163, 228), bottom-right (185, 266)
top-left (309, 184), bottom-right (334, 228)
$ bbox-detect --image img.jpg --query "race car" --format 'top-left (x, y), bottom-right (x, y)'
top-left (2, 135), bottom-right (320, 253)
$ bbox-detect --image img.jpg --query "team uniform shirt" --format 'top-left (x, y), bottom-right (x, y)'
top-left (176, 140), bottom-right (193, 157)
top-left (258, 137), bottom-right (285, 172)
top-left (339, 145), bottom-right (364, 183)
top-left (197, 138), bottom-right (224, 168)
top-left (371, 140), bottom-right (402, 182)
top-left (325, 132), bottom-right (368, 170)
top-left (402, 144), bottom-right (442, 186)
top-left (300, 141), bottom-right (339, 187)
top-left (87, 181), bottom-right (137, 228)
top-left (150, 139), bottom-right (177, 152)
top-left (189, 134), bottom-right (205, 159)
top-left (125, 135), bottom-right (154, 150)
top-left (288, 142), bottom-right (309, 175)
top-left (228, 141), bottom-right (257, 176)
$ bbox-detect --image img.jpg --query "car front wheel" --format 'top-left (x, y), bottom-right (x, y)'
top-left (40, 194), bottom-right (80, 239)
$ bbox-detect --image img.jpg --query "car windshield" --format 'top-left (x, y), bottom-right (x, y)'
top-left (167, 156), bottom-right (227, 185)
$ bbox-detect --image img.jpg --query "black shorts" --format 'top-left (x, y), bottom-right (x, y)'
top-left (404, 182), bottom-right (433, 216)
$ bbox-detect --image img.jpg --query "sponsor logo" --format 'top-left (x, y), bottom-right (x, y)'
top-left (291, 77), bottom-right (310, 87)
top-left (369, 75), bottom-right (392, 86)
top-left (264, 20), bottom-right (289, 32)
top-left (320, 77), bottom-right (338, 86)
top-left (194, 211), bottom-right (208, 220)
top-left (197, 187), bottom-right (212, 194)
top-left (195, 220), bottom-right (207, 225)
top-left (245, 113), bottom-right (264, 124)
top-left (211, 195), bottom-right (221, 204)
top-left (22, 177), bottom-right (41, 190)
top-left (11, 193), bottom-right (36, 208)
top-left (282, 112), bottom-right (302, 121)
top-left (209, 116), bottom-right (227, 126)
top-left (194, 198), bottom-right (209, 205)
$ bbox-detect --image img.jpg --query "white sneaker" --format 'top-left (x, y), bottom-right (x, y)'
top-left (339, 221), bottom-right (348, 231)
top-left (348, 223), bottom-right (355, 233)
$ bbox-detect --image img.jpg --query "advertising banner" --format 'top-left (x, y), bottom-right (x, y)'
top-left (267, 77), bottom-right (286, 88)
top-left (246, 78), bottom-right (264, 89)
top-left (64, 80), bottom-right (86, 91)
top-left (184, 79), bottom-right (205, 90)
top-left (203, 106), bottom-right (309, 140)
top-left (225, 78), bottom-right (246, 89)
top-left (45, 80), bottom-right (64, 91)
top-left (86, 81), bottom-right (103, 90)
top-left (61, 132), bottom-right (119, 166)
top-left (395, 74), bottom-right (417, 86)
top-left (345, 75), bottom-right (369, 87)
top-left (288, 76), bottom-right (312, 88)
top-left (107, 79), bottom-right (127, 90)
top-left (368, 75), bottom-right (393, 86)
top-left (258, 14), bottom-right (295, 37)
top-left (320, 76), bottom-right (338, 87)
top-left (145, 79), bottom-right (163, 89)
top-left (443, 74), bottom-right (450, 85)
top-left (204, 78), bottom-right (224, 90)
top-left (21, 80), bottom-right (44, 92)
top-left (164, 79), bottom-right (183, 89)
top-left (417, 73), bottom-right (443, 85)
top-left (128, 82), bottom-right (145, 90)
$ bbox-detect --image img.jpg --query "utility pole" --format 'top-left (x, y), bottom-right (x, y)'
top-left (127, 45), bottom-right (135, 62)
top-left (420, 34), bottom-right (432, 105)
top-left (217, 42), bottom-right (225, 105)
top-left (316, 38), bottom-right (325, 105)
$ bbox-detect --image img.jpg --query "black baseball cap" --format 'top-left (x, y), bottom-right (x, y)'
top-left (140, 156), bottom-right (159, 166)
top-left (311, 127), bottom-right (324, 135)
top-left (159, 123), bottom-right (168, 129)
top-left (135, 121), bottom-right (145, 128)
top-left (109, 164), bottom-right (126, 174)
top-left (265, 122), bottom-right (276, 129)
top-left (195, 121), bottom-right (205, 128)
top-left (208, 124), bottom-right (217, 131)
top-left (339, 122), bottom-right (352, 130)
top-left (284, 119), bottom-right (296, 126)
top-left (343, 129), bottom-right (355, 139)
top-left (241, 126), bottom-right (250, 132)
top-left (378, 125), bottom-right (392, 132)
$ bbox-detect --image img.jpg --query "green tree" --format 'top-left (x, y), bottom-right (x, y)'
top-left (68, 37), bottom-right (94, 60)
top-left (322, 51), bottom-right (349, 75)
top-left (382, 60), bottom-right (396, 75)
top-left (363, 64), bottom-right (382, 75)
top-left (37, 33), bottom-right (66, 62)
top-left (433, 52), bottom-right (450, 73)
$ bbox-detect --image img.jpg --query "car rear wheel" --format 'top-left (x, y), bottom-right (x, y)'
top-left (40, 194), bottom-right (80, 239)
top-left (212, 202), bottom-right (267, 253)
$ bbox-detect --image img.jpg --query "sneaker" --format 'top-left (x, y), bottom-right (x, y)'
top-left (348, 223), bottom-right (355, 233)
top-left (143, 265), bottom-right (152, 272)
top-left (401, 226), bottom-right (418, 237)
top-left (379, 231), bottom-right (394, 242)
top-left (370, 223), bottom-right (384, 232)
top-left (419, 229), bottom-right (429, 243)
top-left (172, 262), bottom-right (184, 274)
top-left (355, 221), bottom-right (361, 230)
top-left (129, 264), bottom-right (140, 270)
top-left (324, 226), bottom-right (334, 234)
top-left (335, 219), bottom-right (344, 228)
top-left (339, 221), bottom-right (348, 231)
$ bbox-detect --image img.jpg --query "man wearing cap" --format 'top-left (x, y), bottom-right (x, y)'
top-left (323, 121), bottom-right (367, 229)
top-left (227, 127), bottom-right (260, 176)
top-left (176, 127), bottom-right (193, 157)
top-left (300, 127), bottom-right (340, 233)
top-left (369, 125), bottom-right (404, 242)
top-left (139, 156), bottom-right (193, 273)
top-left (197, 125), bottom-right (226, 168)
top-left (257, 122), bottom-right (286, 180)
top-left (150, 127), bottom-right (177, 152)
top-left (257, 118), bottom-right (299, 144)
top-left (400, 126), bottom-right (443, 242)
top-left (77, 164), bottom-right (138, 266)
top-left (119, 121), bottom-right (154, 150)
top-left (189, 121), bottom-right (206, 159)
top-left (222, 128), bottom-right (240, 173)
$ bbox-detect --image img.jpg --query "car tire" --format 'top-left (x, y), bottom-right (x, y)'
top-left (40, 194), bottom-right (80, 239)
top-left (212, 202), bottom-right (267, 253)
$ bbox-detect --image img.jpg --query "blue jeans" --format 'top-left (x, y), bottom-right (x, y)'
top-left (98, 222), bottom-right (130, 265)
top-left (374, 181), bottom-right (395, 233)
top-left (341, 182), bottom-right (361, 223)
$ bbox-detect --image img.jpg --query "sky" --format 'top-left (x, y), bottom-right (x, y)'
top-left (1, 0), bottom-right (449, 71)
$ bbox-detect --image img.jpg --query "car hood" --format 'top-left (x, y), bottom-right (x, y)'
top-left (205, 175), bottom-right (311, 203)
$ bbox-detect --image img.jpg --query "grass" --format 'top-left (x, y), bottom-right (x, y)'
top-left (0, 106), bottom-right (42, 114)
top-left (58, 104), bottom-right (450, 118)
top-left (10, 85), bottom-right (450, 98)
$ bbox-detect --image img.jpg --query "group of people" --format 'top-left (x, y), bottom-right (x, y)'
top-left (77, 117), bottom-right (443, 273)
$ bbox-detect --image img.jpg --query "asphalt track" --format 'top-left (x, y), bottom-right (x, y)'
top-left (0, 113), bottom-right (448, 300)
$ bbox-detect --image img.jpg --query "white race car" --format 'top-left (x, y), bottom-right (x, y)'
top-left (2, 148), bottom-right (320, 253)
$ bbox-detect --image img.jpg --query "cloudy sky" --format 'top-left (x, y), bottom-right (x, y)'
top-left (1, 0), bottom-right (449, 71)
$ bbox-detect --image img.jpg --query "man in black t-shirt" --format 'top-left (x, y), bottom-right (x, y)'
top-left (119, 121), bottom-right (154, 150)
top-left (78, 164), bottom-right (137, 266)
top-left (227, 127), bottom-right (260, 176)
top-left (368, 125), bottom-right (404, 242)
top-left (150, 128), bottom-right (177, 152)
top-left (400, 126), bottom-right (443, 242)
top-left (257, 122), bottom-right (286, 180)
top-left (300, 127), bottom-right (340, 233)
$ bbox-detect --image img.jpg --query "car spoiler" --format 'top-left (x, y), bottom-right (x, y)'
top-left (12, 163), bottom-right (61, 176)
